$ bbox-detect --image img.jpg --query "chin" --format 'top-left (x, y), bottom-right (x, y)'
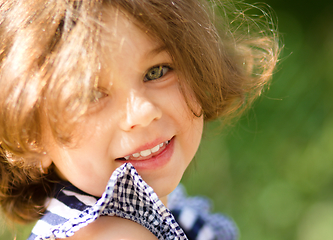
top-left (146, 172), bottom-right (184, 202)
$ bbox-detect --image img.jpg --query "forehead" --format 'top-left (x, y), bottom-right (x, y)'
top-left (100, 7), bottom-right (163, 61)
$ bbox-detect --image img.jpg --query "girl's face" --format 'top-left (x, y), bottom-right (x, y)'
top-left (44, 9), bottom-right (203, 204)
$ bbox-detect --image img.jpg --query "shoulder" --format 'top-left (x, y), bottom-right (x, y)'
top-left (65, 216), bottom-right (158, 240)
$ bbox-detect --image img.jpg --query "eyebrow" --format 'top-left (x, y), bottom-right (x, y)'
top-left (145, 45), bottom-right (168, 59)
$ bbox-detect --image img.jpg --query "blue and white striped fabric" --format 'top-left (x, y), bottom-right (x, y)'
top-left (28, 163), bottom-right (238, 240)
top-left (168, 185), bottom-right (238, 240)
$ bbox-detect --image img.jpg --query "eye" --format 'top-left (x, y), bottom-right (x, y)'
top-left (144, 65), bottom-right (171, 82)
top-left (89, 88), bottom-right (108, 103)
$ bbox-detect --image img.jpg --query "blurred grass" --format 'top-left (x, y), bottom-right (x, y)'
top-left (1, 1), bottom-right (333, 239)
top-left (183, 1), bottom-right (333, 240)
top-left (0, 222), bottom-right (34, 240)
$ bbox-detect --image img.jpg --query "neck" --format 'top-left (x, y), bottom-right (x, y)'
top-left (160, 195), bottom-right (168, 207)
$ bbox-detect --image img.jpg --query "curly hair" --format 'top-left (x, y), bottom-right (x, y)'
top-left (0, 0), bottom-right (279, 223)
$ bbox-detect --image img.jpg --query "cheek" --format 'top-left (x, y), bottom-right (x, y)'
top-left (178, 89), bottom-right (204, 161)
top-left (178, 81), bottom-right (202, 118)
top-left (185, 116), bottom-right (204, 156)
top-left (174, 103), bottom-right (204, 163)
top-left (174, 86), bottom-right (203, 135)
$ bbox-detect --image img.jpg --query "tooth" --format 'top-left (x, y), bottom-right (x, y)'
top-left (140, 149), bottom-right (151, 157)
top-left (132, 153), bottom-right (140, 158)
top-left (159, 143), bottom-right (163, 147)
top-left (151, 144), bottom-right (160, 153)
top-left (124, 156), bottom-right (130, 160)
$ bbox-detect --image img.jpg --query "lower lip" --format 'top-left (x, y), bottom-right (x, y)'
top-left (117, 137), bottom-right (175, 171)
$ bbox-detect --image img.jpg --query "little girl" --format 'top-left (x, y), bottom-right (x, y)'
top-left (0, 0), bottom-right (279, 239)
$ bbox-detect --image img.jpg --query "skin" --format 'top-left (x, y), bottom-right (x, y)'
top-left (42, 7), bottom-right (204, 239)
top-left (67, 216), bottom-right (158, 240)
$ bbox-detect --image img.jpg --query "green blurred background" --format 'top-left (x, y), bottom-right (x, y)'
top-left (1, 0), bottom-right (333, 239)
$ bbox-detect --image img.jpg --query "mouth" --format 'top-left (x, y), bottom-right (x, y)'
top-left (116, 138), bottom-right (172, 161)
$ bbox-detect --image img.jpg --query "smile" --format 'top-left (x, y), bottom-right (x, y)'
top-left (116, 137), bottom-right (175, 170)
top-left (123, 140), bottom-right (171, 160)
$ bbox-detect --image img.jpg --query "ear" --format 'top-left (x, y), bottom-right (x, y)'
top-left (40, 152), bottom-right (53, 169)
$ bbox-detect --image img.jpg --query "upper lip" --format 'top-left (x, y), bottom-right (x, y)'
top-left (116, 137), bottom-right (173, 159)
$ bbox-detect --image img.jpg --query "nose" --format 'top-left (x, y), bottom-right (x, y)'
top-left (119, 90), bottom-right (162, 131)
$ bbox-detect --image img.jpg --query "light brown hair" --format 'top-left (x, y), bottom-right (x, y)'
top-left (0, 0), bottom-right (279, 223)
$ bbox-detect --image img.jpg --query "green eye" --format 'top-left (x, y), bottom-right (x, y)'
top-left (89, 89), bottom-right (108, 103)
top-left (144, 65), bottom-right (171, 82)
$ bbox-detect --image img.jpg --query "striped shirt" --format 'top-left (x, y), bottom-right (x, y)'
top-left (28, 163), bottom-right (238, 240)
